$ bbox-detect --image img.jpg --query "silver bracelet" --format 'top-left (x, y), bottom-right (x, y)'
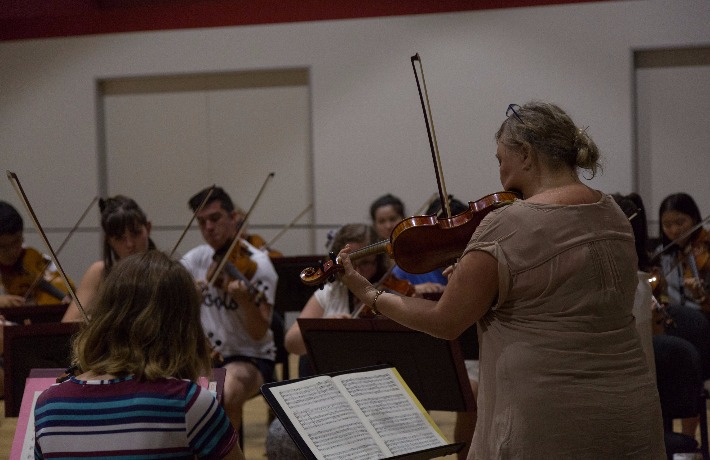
top-left (371, 290), bottom-right (385, 315)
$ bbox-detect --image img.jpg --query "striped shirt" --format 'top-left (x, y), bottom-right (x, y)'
top-left (34, 375), bottom-right (237, 459)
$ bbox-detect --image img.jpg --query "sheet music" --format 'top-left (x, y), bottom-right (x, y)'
top-left (336, 370), bottom-right (447, 456)
top-left (267, 367), bottom-right (449, 460)
top-left (270, 376), bottom-right (388, 459)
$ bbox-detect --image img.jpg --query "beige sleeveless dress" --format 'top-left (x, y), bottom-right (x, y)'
top-left (464, 194), bottom-right (665, 459)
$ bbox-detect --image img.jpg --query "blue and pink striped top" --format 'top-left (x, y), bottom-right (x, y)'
top-left (34, 375), bottom-right (237, 459)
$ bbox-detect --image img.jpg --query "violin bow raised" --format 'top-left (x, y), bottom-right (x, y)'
top-left (169, 185), bottom-right (215, 258)
top-left (21, 196), bottom-right (98, 302)
top-left (264, 203), bottom-right (312, 250)
top-left (6, 171), bottom-right (89, 323)
top-left (411, 53), bottom-right (452, 219)
top-left (207, 172), bottom-right (275, 287)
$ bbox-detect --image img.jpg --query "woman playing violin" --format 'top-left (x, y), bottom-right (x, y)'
top-left (658, 192), bottom-right (710, 312)
top-left (0, 201), bottom-right (74, 306)
top-left (337, 101), bottom-right (664, 459)
top-left (62, 196), bottom-right (155, 322)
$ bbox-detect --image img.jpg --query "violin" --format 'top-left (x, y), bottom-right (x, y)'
top-left (678, 227), bottom-right (710, 309)
top-left (0, 247), bottom-right (73, 304)
top-left (300, 191), bottom-right (519, 286)
top-left (353, 272), bottom-right (417, 318)
top-left (206, 173), bottom-right (275, 304)
top-left (245, 233), bottom-right (283, 259)
top-left (208, 240), bottom-right (268, 305)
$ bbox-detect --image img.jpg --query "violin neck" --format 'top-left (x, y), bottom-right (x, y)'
top-left (348, 240), bottom-right (392, 261)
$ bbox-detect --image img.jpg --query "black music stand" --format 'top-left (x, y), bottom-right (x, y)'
top-left (298, 317), bottom-right (475, 412)
top-left (3, 322), bottom-right (80, 417)
top-left (271, 256), bottom-right (321, 314)
top-left (0, 303), bottom-right (68, 324)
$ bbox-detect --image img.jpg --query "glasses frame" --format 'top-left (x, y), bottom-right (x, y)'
top-left (506, 104), bottom-right (524, 124)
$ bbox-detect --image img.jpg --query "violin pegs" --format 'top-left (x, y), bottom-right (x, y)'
top-left (329, 251), bottom-right (337, 262)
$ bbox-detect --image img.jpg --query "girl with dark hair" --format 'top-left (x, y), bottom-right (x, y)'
top-left (62, 195), bottom-right (155, 322)
top-left (657, 192), bottom-right (709, 312)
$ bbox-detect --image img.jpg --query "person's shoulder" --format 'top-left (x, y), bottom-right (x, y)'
top-left (182, 244), bottom-right (213, 263)
top-left (85, 260), bottom-right (105, 274)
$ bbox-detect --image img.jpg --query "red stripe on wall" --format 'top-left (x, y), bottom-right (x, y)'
top-left (1, 0), bottom-right (608, 42)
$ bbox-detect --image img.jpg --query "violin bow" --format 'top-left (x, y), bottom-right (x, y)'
top-left (207, 172), bottom-right (275, 287)
top-left (650, 214), bottom-right (710, 263)
top-left (264, 203), bottom-right (312, 250)
top-left (6, 171), bottom-right (89, 323)
top-left (21, 195), bottom-right (98, 302)
top-left (411, 53), bottom-right (452, 219)
top-left (169, 184), bottom-right (215, 258)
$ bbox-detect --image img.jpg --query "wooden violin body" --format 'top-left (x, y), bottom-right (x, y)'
top-left (300, 191), bottom-right (519, 286)
top-left (0, 247), bottom-right (73, 304)
top-left (389, 191), bottom-right (519, 274)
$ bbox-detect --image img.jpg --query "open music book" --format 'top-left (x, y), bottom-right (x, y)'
top-left (261, 365), bottom-right (463, 460)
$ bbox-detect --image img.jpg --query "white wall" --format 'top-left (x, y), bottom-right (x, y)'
top-left (1, 0), bottom-right (709, 281)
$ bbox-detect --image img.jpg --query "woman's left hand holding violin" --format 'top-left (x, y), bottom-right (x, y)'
top-left (337, 245), bottom-right (381, 309)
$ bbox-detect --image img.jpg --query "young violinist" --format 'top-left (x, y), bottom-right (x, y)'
top-left (656, 192), bottom-right (710, 438)
top-left (658, 192), bottom-right (710, 312)
top-left (34, 250), bottom-right (245, 459)
top-left (62, 195), bottom-right (155, 322)
top-left (181, 185), bottom-right (278, 433)
top-left (0, 200), bottom-right (73, 307)
top-left (370, 194), bottom-right (447, 297)
top-left (283, 223), bottom-right (388, 356)
top-left (338, 101), bottom-right (665, 458)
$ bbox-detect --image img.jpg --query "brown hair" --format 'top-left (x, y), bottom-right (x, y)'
top-left (329, 223), bottom-right (388, 281)
top-left (99, 195), bottom-right (155, 274)
top-left (72, 250), bottom-right (211, 382)
top-left (496, 101), bottom-right (601, 178)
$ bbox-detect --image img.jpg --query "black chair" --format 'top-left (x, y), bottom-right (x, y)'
top-left (270, 310), bottom-right (289, 380)
top-left (654, 334), bottom-right (710, 460)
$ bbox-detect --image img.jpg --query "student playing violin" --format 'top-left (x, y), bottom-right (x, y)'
top-left (283, 223), bottom-right (388, 356)
top-left (657, 192), bottom-right (710, 312)
top-left (0, 201), bottom-right (74, 307)
top-left (370, 194), bottom-right (447, 297)
top-left (62, 195), bottom-right (155, 322)
top-left (181, 185), bottom-right (278, 434)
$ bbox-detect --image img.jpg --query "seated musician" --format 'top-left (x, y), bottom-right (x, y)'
top-left (0, 200), bottom-right (73, 307)
top-left (283, 223), bottom-right (388, 356)
top-left (62, 196), bottom-right (154, 322)
top-left (1, 200), bottom-right (75, 399)
top-left (181, 185), bottom-right (278, 435)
